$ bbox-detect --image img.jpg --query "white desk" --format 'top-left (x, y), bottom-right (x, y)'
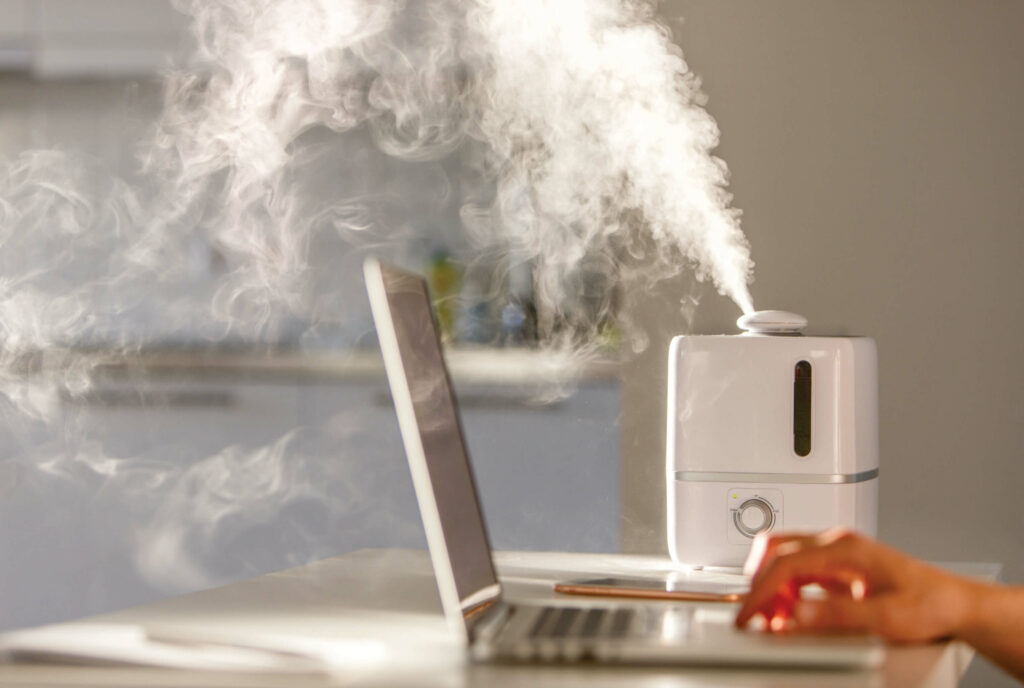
top-left (0, 549), bottom-right (999, 687)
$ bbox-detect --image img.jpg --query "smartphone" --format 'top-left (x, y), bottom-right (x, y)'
top-left (553, 577), bottom-right (747, 603)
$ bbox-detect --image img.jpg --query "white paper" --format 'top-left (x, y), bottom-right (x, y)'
top-left (0, 623), bottom-right (327, 673)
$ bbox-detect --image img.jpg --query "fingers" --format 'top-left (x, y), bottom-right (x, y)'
top-left (736, 531), bottom-right (876, 629)
top-left (743, 532), bottom-right (816, 574)
top-left (735, 530), bottom-right (955, 642)
top-left (816, 573), bottom-right (867, 599)
top-left (791, 597), bottom-right (881, 634)
top-left (735, 570), bottom-right (868, 630)
top-left (743, 529), bottom-right (851, 579)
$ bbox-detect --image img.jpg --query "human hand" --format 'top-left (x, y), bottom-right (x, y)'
top-left (734, 529), bottom-right (977, 643)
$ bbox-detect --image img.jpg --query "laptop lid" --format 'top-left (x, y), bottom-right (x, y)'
top-left (363, 258), bottom-right (502, 638)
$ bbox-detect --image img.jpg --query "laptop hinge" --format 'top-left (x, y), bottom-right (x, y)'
top-left (466, 600), bottom-right (511, 643)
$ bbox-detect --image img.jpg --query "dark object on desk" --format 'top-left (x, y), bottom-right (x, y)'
top-left (554, 577), bottom-right (746, 603)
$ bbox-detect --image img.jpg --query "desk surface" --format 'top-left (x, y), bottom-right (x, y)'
top-left (0, 549), bottom-right (1001, 688)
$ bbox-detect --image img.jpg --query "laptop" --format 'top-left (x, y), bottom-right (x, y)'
top-left (363, 257), bottom-right (883, 668)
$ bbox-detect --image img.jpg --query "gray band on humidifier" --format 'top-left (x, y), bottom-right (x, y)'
top-left (672, 468), bottom-right (879, 485)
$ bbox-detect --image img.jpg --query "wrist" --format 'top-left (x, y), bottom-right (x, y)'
top-left (951, 576), bottom-right (1001, 641)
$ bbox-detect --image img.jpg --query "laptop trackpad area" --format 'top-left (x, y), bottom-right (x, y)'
top-left (488, 604), bottom-right (883, 669)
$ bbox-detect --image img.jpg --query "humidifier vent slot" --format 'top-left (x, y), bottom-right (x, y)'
top-left (794, 361), bottom-right (812, 456)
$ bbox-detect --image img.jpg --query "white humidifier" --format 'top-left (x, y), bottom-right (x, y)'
top-left (666, 311), bottom-right (879, 568)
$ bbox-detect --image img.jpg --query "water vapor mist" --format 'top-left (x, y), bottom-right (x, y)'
top-left (0, 0), bottom-right (755, 606)
top-left (146, 0), bottom-right (754, 339)
top-left (465, 0), bottom-right (755, 319)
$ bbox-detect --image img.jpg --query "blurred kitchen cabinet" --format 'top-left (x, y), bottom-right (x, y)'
top-left (0, 0), bottom-right (29, 39)
top-left (1, 0), bottom-right (187, 78)
top-left (0, 0), bottom-right (31, 70)
top-left (0, 375), bottom-right (423, 632)
top-left (0, 369), bottom-right (619, 634)
top-left (290, 379), bottom-right (426, 553)
top-left (0, 379), bottom-right (309, 632)
top-left (303, 378), bottom-right (621, 554)
top-left (36, 0), bottom-right (183, 35)
top-left (61, 379), bottom-right (303, 459)
top-left (459, 382), bottom-right (620, 553)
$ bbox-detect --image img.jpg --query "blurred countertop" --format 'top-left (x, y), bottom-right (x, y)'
top-left (1, 346), bottom-right (621, 387)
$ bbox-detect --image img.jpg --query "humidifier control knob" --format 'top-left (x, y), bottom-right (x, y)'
top-left (734, 497), bottom-right (776, 538)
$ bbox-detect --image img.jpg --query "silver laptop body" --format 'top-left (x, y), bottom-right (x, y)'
top-left (363, 257), bottom-right (883, 668)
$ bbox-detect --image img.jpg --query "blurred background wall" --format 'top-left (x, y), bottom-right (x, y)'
top-left (620, 2), bottom-right (1024, 685)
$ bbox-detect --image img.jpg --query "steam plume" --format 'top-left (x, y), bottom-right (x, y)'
top-left (464, 0), bottom-right (754, 317)
top-left (0, 0), bottom-right (755, 602)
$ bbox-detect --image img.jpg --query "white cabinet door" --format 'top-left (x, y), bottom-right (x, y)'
top-left (300, 379), bottom-right (622, 555)
top-left (460, 382), bottom-right (620, 553)
top-left (296, 381), bottom-right (425, 552)
top-left (0, 379), bottom-right (304, 632)
top-left (33, 0), bottom-right (187, 78)
top-left (0, 1), bottom-right (28, 38)
top-left (36, 0), bottom-right (183, 34)
top-left (0, 0), bottom-right (30, 69)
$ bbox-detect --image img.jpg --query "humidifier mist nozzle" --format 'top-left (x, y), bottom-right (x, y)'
top-left (736, 310), bottom-right (808, 335)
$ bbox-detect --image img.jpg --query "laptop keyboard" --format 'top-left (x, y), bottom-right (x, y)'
top-left (529, 607), bottom-right (635, 640)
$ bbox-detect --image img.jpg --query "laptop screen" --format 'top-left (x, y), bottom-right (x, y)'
top-left (365, 260), bottom-right (501, 627)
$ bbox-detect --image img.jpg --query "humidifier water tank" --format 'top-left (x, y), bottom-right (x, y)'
top-left (666, 311), bottom-right (879, 568)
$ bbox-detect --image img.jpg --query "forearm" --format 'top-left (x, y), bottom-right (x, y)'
top-left (956, 580), bottom-right (1024, 682)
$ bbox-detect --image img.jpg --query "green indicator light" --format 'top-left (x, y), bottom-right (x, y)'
top-left (732, 494), bottom-right (738, 499)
